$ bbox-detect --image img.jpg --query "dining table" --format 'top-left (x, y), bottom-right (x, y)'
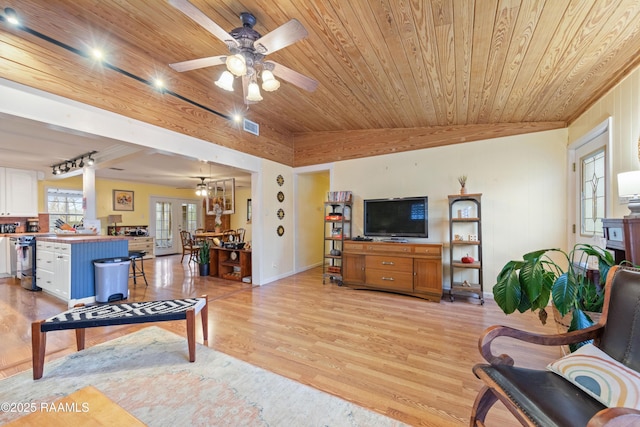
top-left (194, 231), bottom-right (238, 245)
top-left (193, 232), bottom-right (225, 239)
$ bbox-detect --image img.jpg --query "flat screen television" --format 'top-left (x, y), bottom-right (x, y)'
top-left (363, 196), bottom-right (428, 238)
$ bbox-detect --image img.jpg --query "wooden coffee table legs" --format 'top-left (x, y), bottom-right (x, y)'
top-left (186, 298), bottom-right (209, 362)
top-left (31, 321), bottom-right (46, 380)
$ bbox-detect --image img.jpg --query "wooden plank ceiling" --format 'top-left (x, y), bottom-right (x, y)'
top-left (1, 1), bottom-right (640, 167)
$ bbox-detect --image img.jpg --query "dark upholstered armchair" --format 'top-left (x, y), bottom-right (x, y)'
top-left (470, 265), bottom-right (640, 427)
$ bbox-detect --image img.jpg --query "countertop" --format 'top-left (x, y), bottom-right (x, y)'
top-left (1, 232), bottom-right (57, 237)
top-left (37, 235), bottom-right (130, 243)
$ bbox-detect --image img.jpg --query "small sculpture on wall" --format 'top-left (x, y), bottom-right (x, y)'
top-left (211, 197), bottom-right (223, 231)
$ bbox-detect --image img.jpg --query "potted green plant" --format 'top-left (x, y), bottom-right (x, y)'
top-left (493, 243), bottom-right (615, 343)
top-left (198, 239), bottom-right (210, 276)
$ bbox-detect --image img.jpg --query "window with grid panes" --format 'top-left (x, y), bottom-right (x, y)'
top-left (47, 188), bottom-right (83, 232)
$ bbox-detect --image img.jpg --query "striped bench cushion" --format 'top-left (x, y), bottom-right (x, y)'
top-left (41, 298), bottom-right (206, 332)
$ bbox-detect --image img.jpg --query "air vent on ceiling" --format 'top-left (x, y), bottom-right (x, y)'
top-left (243, 118), bottom-right (259, 136)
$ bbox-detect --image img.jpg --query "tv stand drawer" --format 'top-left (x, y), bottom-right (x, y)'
top-left (366, 255), bottom-right (412, 272)
top-left (366, 269), bottom-right (413, 291)
top-left (366, 244), bottom-right (412, 254)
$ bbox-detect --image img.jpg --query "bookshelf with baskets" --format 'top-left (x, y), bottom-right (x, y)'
top-left (322, 191), bottom-right (352, 285)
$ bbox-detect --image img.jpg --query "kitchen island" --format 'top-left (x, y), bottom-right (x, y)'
top-left (36, 235), bottom-right (129, 307)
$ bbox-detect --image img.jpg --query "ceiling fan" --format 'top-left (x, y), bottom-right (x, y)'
top-left (194, 177), bottom-right (208, 196)
top-left (168, 0), bottom-right (318, 103)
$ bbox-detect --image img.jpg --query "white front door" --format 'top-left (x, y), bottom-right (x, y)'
top-left (150, 197), bottom-right (200, 256)
top-left (568, 118), bottom-right (612, 258)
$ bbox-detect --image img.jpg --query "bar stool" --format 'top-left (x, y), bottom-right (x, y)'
top-left (128, 251), bottom-right (148, 287)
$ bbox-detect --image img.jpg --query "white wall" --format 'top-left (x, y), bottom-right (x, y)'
top-left (332, 129), bottom-right (569, 290)
top-left (569, 66), bottom-right (640, 219)
top-left (256, 159), bottom-right (295, 283)
top-left (230, 186), bottom-right (252, 242)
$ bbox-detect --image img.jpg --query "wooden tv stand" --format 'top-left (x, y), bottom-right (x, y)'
top-left (342, 240), bottom-right (443, 302)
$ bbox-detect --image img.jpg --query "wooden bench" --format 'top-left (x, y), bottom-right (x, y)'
top-left (31, 296), bottom-right (208, 380)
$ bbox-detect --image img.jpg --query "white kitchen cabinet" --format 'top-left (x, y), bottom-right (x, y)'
top-left (36, 241), bottom-right (70, 301)
top-left (0, 167), bottom-right (38, 217)
top-left (0, 237), bottom-right (9, 277)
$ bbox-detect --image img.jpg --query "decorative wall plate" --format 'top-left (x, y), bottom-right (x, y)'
top-left (276, 174), bottom-right (284, 186)
top-left (230, 251), bottom-right (238, 261)
top-left (277, 191), bottom-right (285, 202)
top-left (277, 208), bottom-right (285, 219)
top-left (277, 225), bottom-right (285, 236)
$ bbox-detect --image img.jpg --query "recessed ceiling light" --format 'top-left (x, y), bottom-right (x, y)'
top-left (91, 48), bottom-right (104, 61)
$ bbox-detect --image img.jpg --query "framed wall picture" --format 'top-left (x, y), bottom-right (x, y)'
top-left (247, 198), bottom-right (252, 223)
top-left (113, 190), bottom-right (134, 211)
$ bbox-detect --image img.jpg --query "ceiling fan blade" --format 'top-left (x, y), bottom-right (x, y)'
top-left (254, 19), bottom-right (308, 55)
top-left (169, 55), bottom-right (226, 72)
top-left (267, 61), bottom-right (318, 92)
top-left (168, 0), bottom-right (238, 48)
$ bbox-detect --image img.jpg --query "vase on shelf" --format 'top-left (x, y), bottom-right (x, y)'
top-left (457, 175), bottom-right (468, 195)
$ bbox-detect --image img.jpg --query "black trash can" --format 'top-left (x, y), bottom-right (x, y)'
top-left (94, 257), bottom-right (131, 303)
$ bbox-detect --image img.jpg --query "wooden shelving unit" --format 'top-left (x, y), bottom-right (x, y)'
top-left (322, 199), bottom-right (352, 285)
top-left (210, 247), bottom-right (251, 283)
top-left (448, 193), bottom-right (483, 304)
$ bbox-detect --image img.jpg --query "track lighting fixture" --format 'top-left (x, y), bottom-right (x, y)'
top-left (1, 6), bottom-right (233, 122)
top-left (51, 150), bottom-right (98, 175)
top-left (3, 8), bottom-right (20, 26)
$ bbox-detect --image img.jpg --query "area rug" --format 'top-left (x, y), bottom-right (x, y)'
top-left (0, 327), bottom-right (405, 426)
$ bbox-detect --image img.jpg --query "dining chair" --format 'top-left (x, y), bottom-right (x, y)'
top-left (193, 228), bottom-right (205, 243)
top-left (180, 230), bottom-right (201, 263)
top-left (236, 228), bottom-right (246, 242)
top-left (222, 229), bottom-right (237, 242)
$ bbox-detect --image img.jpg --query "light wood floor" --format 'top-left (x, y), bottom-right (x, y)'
top-left (0, 255), bottom-right (560, 426)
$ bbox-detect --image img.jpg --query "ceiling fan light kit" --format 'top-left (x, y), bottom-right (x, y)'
top-left (261, 70), bottom-right (280, 92)
top-left (225, 54), bottom-right (247, 76)
top-left (195, 177), bottom-right (208, 196)
top-left (215, 71), bottom-right (235, 91)
top-left (168, 0), bottom-right (317, 104)
top-left (246, 82), bottom-right (263, 102)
